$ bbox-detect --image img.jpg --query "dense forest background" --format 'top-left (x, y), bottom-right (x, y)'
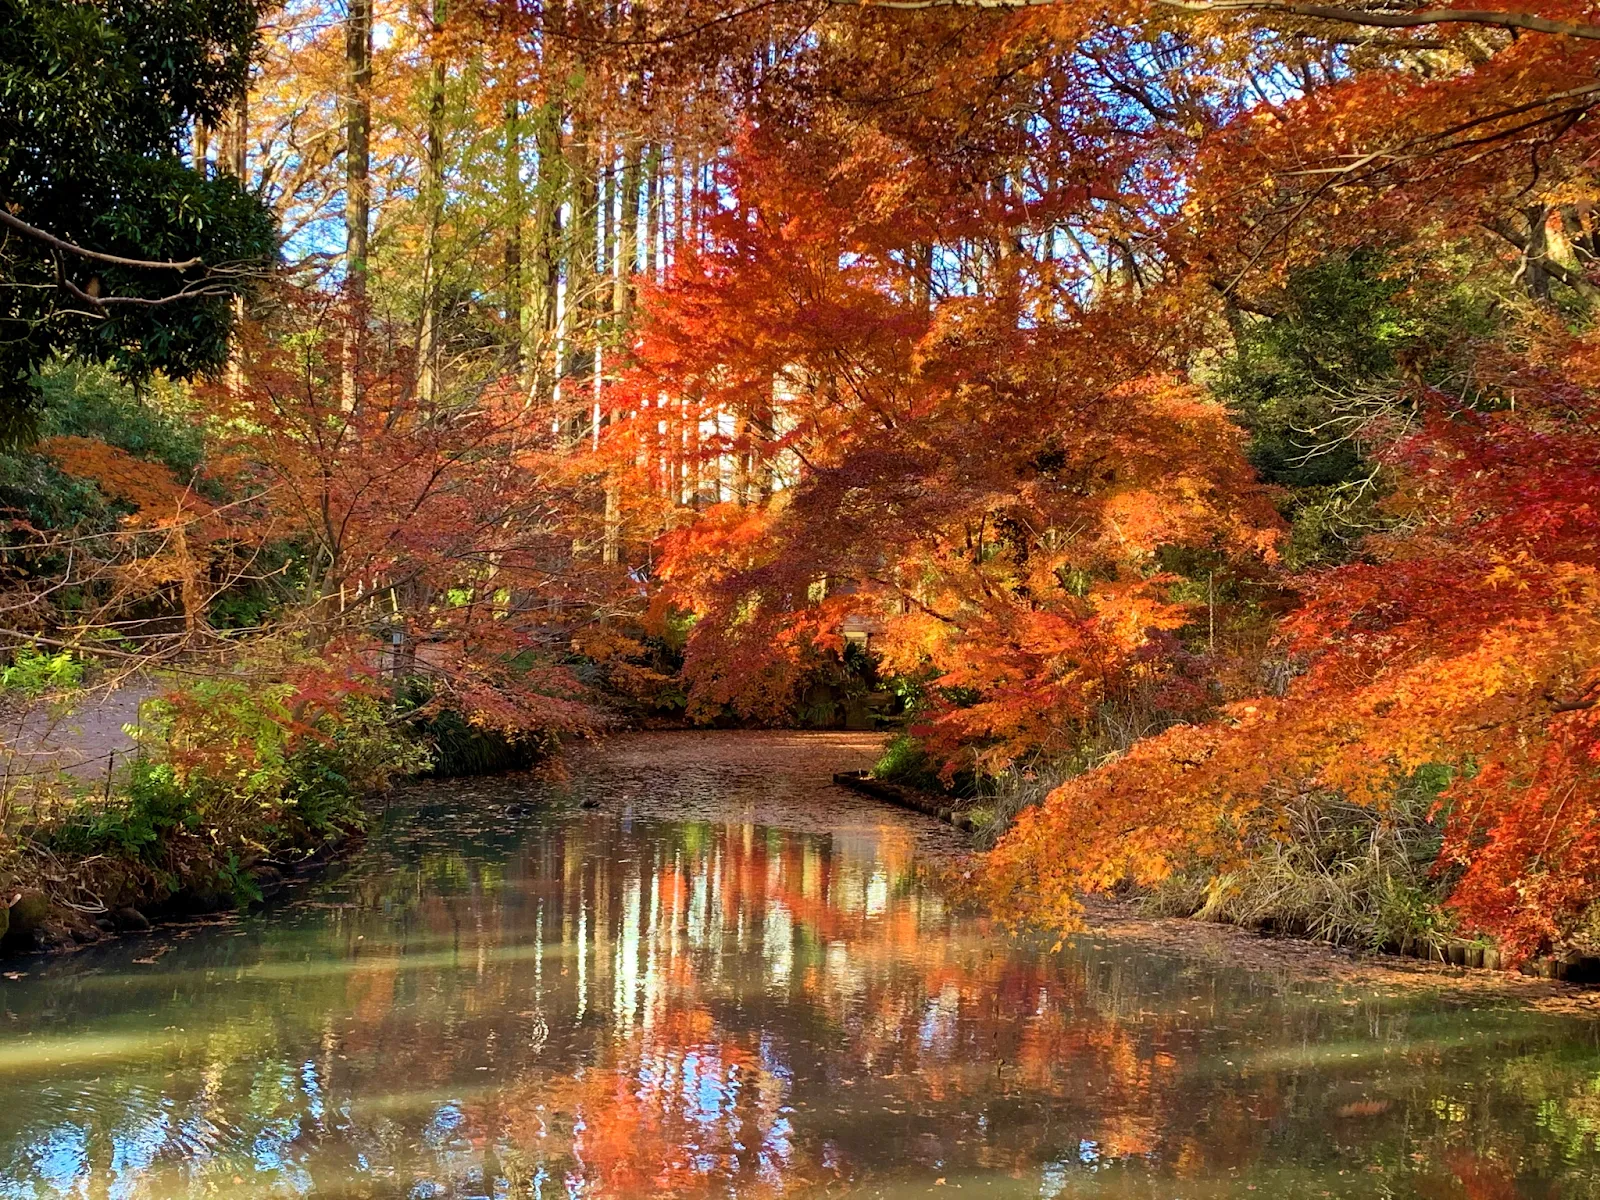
top-left (4, 0), bottom-right (1600, 963)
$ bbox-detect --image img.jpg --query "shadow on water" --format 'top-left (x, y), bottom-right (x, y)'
top-left (2, 732), bottom-right (1600, 1198)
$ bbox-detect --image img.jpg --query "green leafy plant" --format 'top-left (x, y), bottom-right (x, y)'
top-left (0, 647), bottom-right (83, 696)
top-left (42, 760), bottom-right (199, 862)
top-left (283, 697), bottom-right (430, 834)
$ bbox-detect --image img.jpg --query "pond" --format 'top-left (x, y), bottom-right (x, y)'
top-left (3, 731), bottom-right (1600, 1199)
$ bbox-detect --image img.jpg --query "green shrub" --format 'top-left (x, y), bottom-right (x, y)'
top-left (42, 761), bottom-right (199, 862)
top-left (872, 733), bottom-right (978, 798)
top-left (283, 697), bottom-right (430, 835)
top-left (416, 705), bottom-right (552, 776)
top-left (37, 361), bottom-right (206, 478)
top-left (1208, 251), bottom-right (1503, 569)
top-left (0, 361), bottom-right (208, 540)
top-left (137, 678), bottom-right (297, 837)
top-left (126, 679), bottom-right (431, 858)
top-left (397, 678), bottom-right (554, 777)
top-left (0, 646), bottom-right (82, 696)
top-left (35, 690), bottom-right (429, 911)
top-left (874, 734), bottom-right (938, 787)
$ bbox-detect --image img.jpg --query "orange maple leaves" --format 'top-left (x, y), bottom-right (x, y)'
top-left (616, 129), bottom-right (1284, 762)
top-left (987, 376), bottom-right (1600, 959)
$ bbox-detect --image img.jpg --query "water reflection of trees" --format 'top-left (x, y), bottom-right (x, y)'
top-left (2, 810), bottom-right (1600, 1198)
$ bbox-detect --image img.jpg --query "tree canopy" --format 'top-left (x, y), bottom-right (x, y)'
top-left (0, 0), bottom-right (276, 443)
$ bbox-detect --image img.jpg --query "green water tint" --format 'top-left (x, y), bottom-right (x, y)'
top-left (2, 747), bottom-right (1600, 1198)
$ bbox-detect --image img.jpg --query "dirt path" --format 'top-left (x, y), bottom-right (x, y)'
top-left (0, 677), bottom-right (160, 784)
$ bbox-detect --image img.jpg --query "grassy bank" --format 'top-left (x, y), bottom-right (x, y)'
top-left (0, 664), bottom-right (534, 956)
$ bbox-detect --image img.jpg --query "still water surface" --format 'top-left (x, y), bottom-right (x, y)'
top-left (4, 732), bottom-right (1600, 1199)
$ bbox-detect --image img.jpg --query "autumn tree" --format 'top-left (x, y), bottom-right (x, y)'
top-left (615, 23), bottom-right (1287, 756)
top-left (20, 0), bottom-right (1600, 960)
top-left (957, 0), bottom-right (1600, 956)
top-left (214, 290), bottom-right (606, 735)
top-left (582, 0), bottom-right (1600, 957)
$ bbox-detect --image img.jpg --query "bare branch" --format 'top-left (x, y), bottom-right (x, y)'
top-left (822, 0), bottom-right (1600, 42)
top-left (1154, 0), bottom-right (1600, 41)
top-left (0, 207), bottom-right (204, 271)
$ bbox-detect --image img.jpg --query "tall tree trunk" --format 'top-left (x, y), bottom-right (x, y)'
top-left (599, 132), bottom-right (643, 567)
top-left (911, 241), bottom-right (932, 318)
top-left (687, 152), bottom-right (700, 252)
top-left (527, 99), bottom-right (565, 406)
top-left (754, 382), bottom-right (775, 501)
top-left (643, 145), bottom-right (662, 496)
top-left (220, 92), bottom-right (250, 398)
top-left (599, 129), bottom-right (614, 293)
top-left (602, 484), bottom-right (620, 565)
top-left (612, 135), bottom-right (642, 328)
top-left (1524, 204), bottom-right (1552, 303)
top-left (644, 142), bottom-right (661, 280)
top-left (343, 0), bottom-right (372, 410)
top-left (594, 126), bottom-right (611, 449)
top-left (731, 412), bottom-right (750, 506)
top-left (503, 95), bottom-right (524, 376)
top-left (674, 152), bottom-right (686, 268)
top-left (343, 0), bottom-right (372, 294)
top-left (561, 105), bottom-right (599, 444)
top-left (221, 93), bottom-right (248, 180)
top-left (416, 0), bottom-right (449, 405)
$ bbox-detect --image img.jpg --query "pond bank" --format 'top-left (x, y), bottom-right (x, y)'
top-left (1077, 896), bottom-right (1600, 1014)
top-left (832, 756), bottom-right (1600, 1001)
top-left (832, 767), bottom-right (980, 831)
top-left (0, 730), bottom-right (898, 962)
top-left (470, 732), bottom-right (1600, 1008)
top-left (0, 828), bottom-right (362, 959)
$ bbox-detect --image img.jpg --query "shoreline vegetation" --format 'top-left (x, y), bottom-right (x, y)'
top-left (840, 758), bottom-right (1600, 985)
top-left (0, 651), bottom-right (565, 957)
top-left (856, 731), bottom-right (1600, 985)
top-left (5, 705), bottom-right (1597, 1000)
top-left (0, 667), bottom-right (422, 956)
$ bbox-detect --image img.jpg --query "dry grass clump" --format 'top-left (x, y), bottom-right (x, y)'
top-left (1141, 770), bottom-right (1460, 954)
top-left (968, 758), bottom-right (1085, 850)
